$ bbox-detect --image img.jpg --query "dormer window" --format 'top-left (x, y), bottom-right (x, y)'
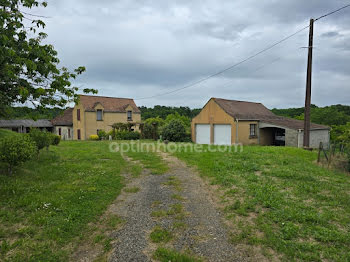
top-left (97, 109), bottom-right (103, 121)
top-left (127, 110), bottom-right (132, 121)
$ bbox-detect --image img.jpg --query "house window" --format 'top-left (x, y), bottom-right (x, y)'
top-left (250, 124), bottom-right (257, 137)
top-left (127, 110), bottom-right (132, 121)
top-left (77, 109), bottom-right (81, 121)
top-left (77, 129), bottom-right (81, 140)
top-left (97, 109), bottom-right (103, 121)
top-left (58, 128), bottom-right (61, 136)
top-left (68, 129), bottom-right (71, 138)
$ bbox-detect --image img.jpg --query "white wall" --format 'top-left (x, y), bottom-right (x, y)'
top-left (54, 126), bottom-right (73, 140)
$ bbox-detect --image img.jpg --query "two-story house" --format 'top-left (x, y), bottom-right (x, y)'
top-left (52, 95), bottom-right (141, 140)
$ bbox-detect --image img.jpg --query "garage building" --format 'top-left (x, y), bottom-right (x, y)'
top-left (191, 98), bottom-right (330, 148)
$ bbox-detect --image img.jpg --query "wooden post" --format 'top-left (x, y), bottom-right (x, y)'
top-left (303, 18), bottom-right (314, 148)
top-left (328, 144), bottom-right (332, 168)
top-left (317, 142), bottom-right (322, 163)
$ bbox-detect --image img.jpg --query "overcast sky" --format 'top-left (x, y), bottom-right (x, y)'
top-left (32, 0), bottom-right (350, 109)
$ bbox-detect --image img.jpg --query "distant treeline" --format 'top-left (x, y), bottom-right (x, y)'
top-left (3, 107), bottom-right (64, 120)
top-left (4, 104), bottom-right (350, 128)
top-left (139, 106), bottom-right (201, 120)
top-left (271, 104), bottom-right (350, 126)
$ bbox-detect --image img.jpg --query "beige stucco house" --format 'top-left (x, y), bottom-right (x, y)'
top-left (52, 95), bottom-right (141, 140)
top-left (192, 98), bottom-right (330, 148)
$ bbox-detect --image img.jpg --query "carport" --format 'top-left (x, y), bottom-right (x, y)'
top-left (259, 126), bottom-right (286, 146)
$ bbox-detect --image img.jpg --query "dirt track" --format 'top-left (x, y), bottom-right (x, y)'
top-left (106, 152), bottom-right (244, 262)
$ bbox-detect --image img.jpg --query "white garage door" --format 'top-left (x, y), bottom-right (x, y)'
top-left (214, 124), bottom-right (231, 145)
top-left (195, 124), bottom-right (210, 144)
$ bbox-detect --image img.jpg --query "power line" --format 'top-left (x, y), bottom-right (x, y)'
top-left (315, 3), bottom-right (350, 21)
top-left (214, 57), bottom-right (283, 91)
top-left (135, 3), bottom-right (350, 100)
top-left (135, 25), bottom-right (309, 100)
top-left (20, 10), bottom-right (51, 19)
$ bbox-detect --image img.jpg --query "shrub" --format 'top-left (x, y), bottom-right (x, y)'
top-left (89, 135), bottom-right (99, 140)
top-left (106, 130), bottom-right (114, 140)
top-left (51, 134), bottom-right (61, 145)
top-left (116, 131), bottom-right (140, 140)
top-left (0, 135), bottom-right (37, 174)
top-left (97, 130), bottom-right (107, 140)
top-left (29, 128), bottom-right (52, 152)
top-left (161, 119), bottom-right (189, 142)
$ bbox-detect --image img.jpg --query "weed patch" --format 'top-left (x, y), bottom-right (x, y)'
top-left (150, 227), bottom-right (173, 243)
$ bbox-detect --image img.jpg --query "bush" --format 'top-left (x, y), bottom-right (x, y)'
top-left (161, 119), bottom-right (189, 142)
top-left (89, 135), bottom-right (99, 140)
top-left (97, 130), bottom-right (107, 140)
top-left (0, 135), bottom-right (37, 174)
top-left (51, 134), bottom-right (61, 145)
top-left (29, 128), bottom-right (52, 152)
top-left (106, 130), bottom-right (115, 140)
top-left (116, 131), bottom-right (140, 140)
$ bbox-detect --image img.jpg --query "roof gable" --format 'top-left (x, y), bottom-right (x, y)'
top-left (79, 95), bottom-right (140, 113)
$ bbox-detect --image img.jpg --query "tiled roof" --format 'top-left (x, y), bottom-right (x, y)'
top-left (51, 108), bottom-right (73, 126)
top-left (212, 98), bottom-right (330, 130)
top-left (79, 95), bottom-right (140, 113)
top-left (0, 119), bottom-right (53, 128)
top-left (259, 116), bottom-right (330, 130)
top-left (213, 98), bottom-right (275, 119)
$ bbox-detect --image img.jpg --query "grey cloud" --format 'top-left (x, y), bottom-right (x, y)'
top-left (321, 31), bottom-right (340, 38)
top-left (38, 0), bottom-right (350, 108)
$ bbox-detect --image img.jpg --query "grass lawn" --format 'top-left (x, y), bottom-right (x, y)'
top-left (0, 140), bottom-right (128, 261)
top-left (123, 141), bottom-right (169, 175)
top-left (170, 145), bottom-right (350, 261)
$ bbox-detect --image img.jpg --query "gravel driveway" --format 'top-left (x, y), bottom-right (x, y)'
top-left (107, 153), bottom-right (244, 262)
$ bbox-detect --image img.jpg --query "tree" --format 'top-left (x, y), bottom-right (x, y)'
top-left (0, 0), bottom-right (96, 117)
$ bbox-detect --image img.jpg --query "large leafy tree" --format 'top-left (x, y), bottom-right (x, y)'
top-left (0, 0), bottom-right (96, 117)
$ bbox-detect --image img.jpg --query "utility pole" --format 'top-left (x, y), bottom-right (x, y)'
top-left (303, 18), bottom-right (314, 148)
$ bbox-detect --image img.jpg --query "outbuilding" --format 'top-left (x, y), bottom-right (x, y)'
top-left (51, 108), bottom-right (74, 140)
top-left (0, 119), bottom-right (53, 133)
top-left (191, 98), bottom-right (330, 148)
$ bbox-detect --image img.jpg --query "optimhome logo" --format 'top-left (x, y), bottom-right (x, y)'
top-left (109, 141), bottom-right (243, 156)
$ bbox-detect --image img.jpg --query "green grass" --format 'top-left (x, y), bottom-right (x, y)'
top-left (150, 226), bottom-right (173, 243)
top-left (0, 129), bottom-right (20, 139)
top-left (164, 176), bottom-right (182, 191)
top-left (151, 210), bottom-right (168, 218)
top-left (123, 142), bottom-right (169, 174)
top-left (153, 247), bottom-right (202, 262)
top-left (171, 145), bottom-right (350, 261)
top-left (124, 187), bottom-right (140, 193)
top-left (171, 194), bottom-right (185, 201)
top-left (0, 141), bottom-right (127, 261)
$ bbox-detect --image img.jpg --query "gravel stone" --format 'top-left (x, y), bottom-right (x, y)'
top-left (108, 153), bottom-right (244, 262)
